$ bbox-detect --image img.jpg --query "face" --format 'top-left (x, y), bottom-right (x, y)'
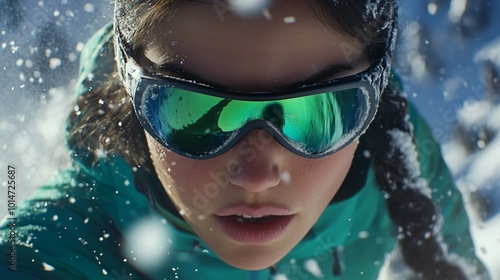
top-left (140, 0), bottom-right (369, 270)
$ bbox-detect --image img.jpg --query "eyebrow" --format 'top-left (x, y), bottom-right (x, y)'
top-left (299, 64), bottom-right (355, 85)
top-left (152, 62), bottom-right (357, 90)
top-left (152, 64), bottom-right (204, 81)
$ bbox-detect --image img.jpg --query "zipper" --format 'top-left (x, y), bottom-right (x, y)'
top-left (332, 246), bottom-right (342, 276)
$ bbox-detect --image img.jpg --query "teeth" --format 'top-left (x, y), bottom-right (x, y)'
top-left (237, 215), bottom-right (268, 219)
top-left (234, 215), bottom-right (271, 223)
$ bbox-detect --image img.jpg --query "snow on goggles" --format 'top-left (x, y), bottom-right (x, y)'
top-left (128, 72), bottom-right (378, 159)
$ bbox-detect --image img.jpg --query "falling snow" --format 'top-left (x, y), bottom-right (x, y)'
top-left (304, 259), bottom-right (323, 278)
top-left (42, 262), bottom-right (55, 271)
top-left (280, 170), bottom-right (291, 184)
top-left (283, 16), bottom-right (296, 24)
top-left (123, 216), bottom-right (172, 271)
top-left (227, 0), bottom-right (271, 17)
top-left (0, 0), bottom-right (499, 279)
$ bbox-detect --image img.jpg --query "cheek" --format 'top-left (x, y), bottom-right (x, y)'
top-left (146, 136), bottom-right (201, 205)
top-left (293, 143), bottom-right (357, 211)
top-left (146, 134), bottom-right (228, 213)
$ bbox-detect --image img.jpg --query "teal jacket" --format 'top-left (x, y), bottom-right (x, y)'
top-left (0, 23), bottom-right (490, 280)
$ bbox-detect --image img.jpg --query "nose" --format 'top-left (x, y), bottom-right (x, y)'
top-left (228, 130), bottom-right (282, 193)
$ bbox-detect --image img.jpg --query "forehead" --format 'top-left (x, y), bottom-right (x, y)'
top-left (142, 1), bottom-right (367, 90)
top-left (149, 1), bottom-right (351, 49)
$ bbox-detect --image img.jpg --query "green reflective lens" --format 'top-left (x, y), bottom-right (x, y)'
top-left (139, 82), bottom-right (369, 157)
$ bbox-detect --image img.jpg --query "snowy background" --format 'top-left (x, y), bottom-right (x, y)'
top-left (0, 0), bottom-right (499, 279)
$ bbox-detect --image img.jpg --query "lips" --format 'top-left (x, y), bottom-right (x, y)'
top-left (214, 204), bottom-right (295, 244)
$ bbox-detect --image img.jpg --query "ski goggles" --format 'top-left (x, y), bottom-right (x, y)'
top-left (116, 33), bottom-right (386, 160)
top-left (127, 71), bottom-right (380, 159)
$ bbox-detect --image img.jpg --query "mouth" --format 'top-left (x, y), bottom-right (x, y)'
top-left (214, 204), bottom-right (295, 244)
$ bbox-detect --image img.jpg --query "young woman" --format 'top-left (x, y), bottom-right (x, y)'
top-left (0, 0), bottom-right (491, 279)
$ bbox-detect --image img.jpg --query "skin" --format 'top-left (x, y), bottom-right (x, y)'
top-left (141, 0), bottom-right (369, 270)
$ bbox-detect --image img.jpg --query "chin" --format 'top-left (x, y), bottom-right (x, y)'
top-left (214, 243), bottom-right (291, 271)
top-left (222, 255), bottom-right (281, 271)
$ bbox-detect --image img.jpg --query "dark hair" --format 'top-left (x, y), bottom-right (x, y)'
top-left (366, 83), bottom-right (467, 279)
top-left (68, 1), bottom-right (467, 278)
